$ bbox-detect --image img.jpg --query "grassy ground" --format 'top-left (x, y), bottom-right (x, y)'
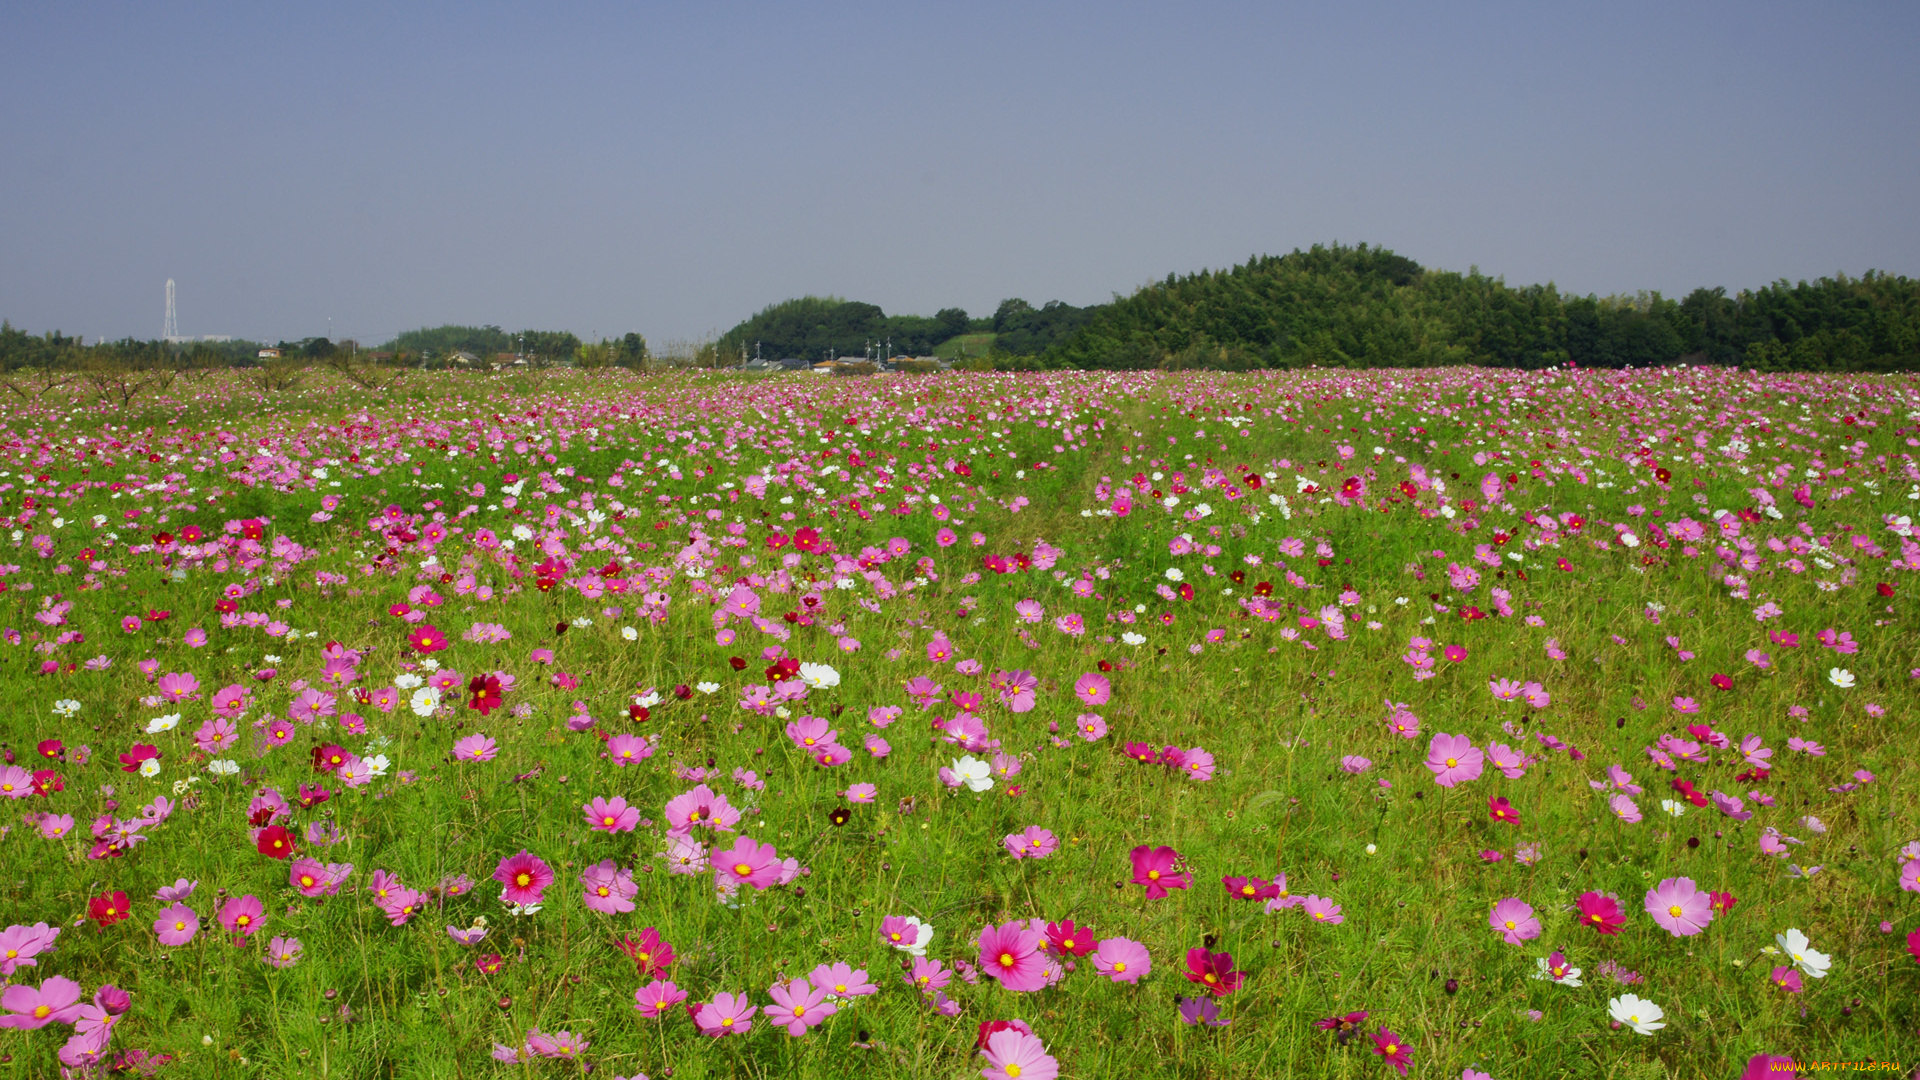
top-left (0, 366), bottom-right (1914, 1079)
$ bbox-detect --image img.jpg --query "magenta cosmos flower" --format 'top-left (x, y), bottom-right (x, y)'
top-left (1489, 898), bottom-right (1541, 945)
top-left (1425, 733), bottom-right (1484, 787)
top-left (715, 836), bottom-right (783, 890)
top-left (1372, 1027), bottom-right (1414, 1076)
top-left (1184, 948), bottom-right (1244, 996)
top-left (1092, 937), bottom-right (1151, 983)
top-left (766, 976), bottom-right (837, 1036)
top-left (1129, 845), bottom-right (1190, 898)
top-left (981, 1028), bottom-right (1060, 1080)
top-left (1577, 891), bottom-right (1626, 935)
top-left (217, 895), bottom-right (265, 939)
top-left (976, 921), bottom-right (1048, 992)
top-left (493, 850), bottom-right (555, 906)
top-left (693, 992), bottom-right (756, 1037)
top-left (632, 979), bottom-right (688, 1019)
top-left (407, 625), bottom-right (449, 653)
top-left (1645, 876), bottom-right (1714, 937)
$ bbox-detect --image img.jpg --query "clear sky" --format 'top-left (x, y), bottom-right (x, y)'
top-left (3, 1), bottom-right (1916, 346)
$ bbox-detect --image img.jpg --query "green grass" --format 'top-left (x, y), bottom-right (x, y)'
top-left (0, 367), bottom-right (1914, 1079)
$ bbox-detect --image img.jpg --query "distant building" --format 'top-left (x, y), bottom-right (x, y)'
top-left (257, 348), bottom-right (281, 359)
top-left (199, 335), bottom-right (233, 343)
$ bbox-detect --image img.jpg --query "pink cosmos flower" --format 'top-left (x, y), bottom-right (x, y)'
top-left (265, 936), bottom-right (303, 968)
top-left (217, 895), bottom-right (265, 939)
top-left (1645, 876), bottom-right (1714, 937)
top-left (1340, 755), bottom-right (1372, 773)
top-left (1490, 678), bottom-right (1524, 701)
top-left (664, 784), bottom-right (740, 835)
top-left (0, 976), bottom-right (84, 1029)
top-left (452, 734), bottom-right (497, 762)
top-left (1301, 895), bottom-right (1344, 924)
top-left (1425, 733), bottom-right (1484, 787)
top-left (714, 836), bottom-right (782, 890)
top-left (1609, 794), bottom-right (1643, 823)
top-left (1489, 898), bottom-right (1541, 944)
top-left (289, 858), bottom-right (352, 898)
top-left (152, 904), bottom-right (199, 946)
top-left (580, 860), bottom-right (638, 914)
top-left (1003, 826), bottom-right (1058, 859)
top-left (977, 921), bottom-right (1048, 992)
top-left (1129, 845), bottom-right (1190, 899)
top-left (767, 976), bottom-right (837, 1036)
top-left (1181, 747), bottom-right (1217, 782)
top-left (583, 796), bottom-right (640, 833)
top-left (1073, 672), bottom-right (1111, 706)
top-left (693, 992), bottom-right (756, 1037)
top-left (606, 733), bottom-right (654, 765)
top-left (1485, 742), bottom-right (1526, 779)
top-left (1092, 936), bottom-right (1151, 982)
top-left (981, 1029), bottom-right (1060, 1080)
top-left (632, 979), bottom-right (688, 1019)
top-left (808, 962), bottom-right (877, 998)
top-left (493, 850), bottom-right (554, 906)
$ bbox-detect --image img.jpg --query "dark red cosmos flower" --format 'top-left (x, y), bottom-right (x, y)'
top-left (467, 675), bottom-right (504, 716)
top-left (628, 704), bottom-right (650, 723)
top-left (256, 825), bottom-right (298, 860)
top-left (728, 656), bottom-right (747, 671)
top-left (1878, 582), bottom-right (1895, 598)
top-left (89, 890), bottom-right (131, 929)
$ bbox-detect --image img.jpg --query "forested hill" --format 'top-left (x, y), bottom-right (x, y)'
top-left (716, 244), bottom-right (1918, 372)
top-left (1041, 244), bottom-right (1920, 372)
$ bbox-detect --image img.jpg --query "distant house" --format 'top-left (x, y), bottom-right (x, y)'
top-left (449, 351), bottom-right (482, 367)
top-left (257, 348), bottom-right (281, 359)
top-left (774, 358), bottom-right (810, 371)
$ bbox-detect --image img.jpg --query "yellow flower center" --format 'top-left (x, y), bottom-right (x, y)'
top-left (34, 1005), bottom-right (51, 1019)
top-left (721, 1017), bottom-right (734, 1027)
top-left (1505, 920), bottom-right (1516, 929)
top-left (793, 1005), bottom-right (806, 1016)
top-left (734, 863), bottom-right (752, 876)
top-left (835, 984), bottom-right (847, 993)
top-left (1204, 973), bottom-right (1217, 983)
top-left (1007, 1066), bottom-right (1023, 1079)
top-left (1445, 757), bottom-right (1458, 767)
top-left (237, 915), bottom-right (251, 926)
top-left (516, 873), bottom-right (532, 888)
top-left (1113, 961), bottom-right (1127, 973)
top-left (1385, 1044), bottom-right (1398, 1055)
top-left (603, 816), bottom-right (616, 826)
top-left (1668, 905), bottom-right (1683, 918)
top-left (999, 952), bottom-right (1014, 967)
top-left (1147, 870), bottom-right (1160, 881)
top-left (174, 921), bottom-right (187, 931)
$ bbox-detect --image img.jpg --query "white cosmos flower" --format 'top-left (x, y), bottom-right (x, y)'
top-left (52, 699), bottom-right (82, 717)
top-left (1164, 567), bottom-right (1185, 582)
top-left (695, 682), bottom-right (720, 695)
top-left (363, 754), bottom-right (391, 779)
top-left (146, 714), bottom-right (182, 734)
top-left (1121, 632), bottom-right (1146, 646)
top-left (621, 627), bottom-right (638, 641)
top-left (138, 758), bottom-right (162, 778)
top-left (1827, 667), bottom-right (1855, 688)
top-left (394, 673), bottom-right (425, 690)
top-left (1618, 531), bottom-right (1640, 548)
top-left (798, 663), bottom-right (840, 690)
top-left (1608, 993), bottom-right (1665, 1034)
top-left (1775, 928), bottom-right (1830, 978)
top-left (951, 756), bottom-right (993, 792)
top-left (1659, 799), bottom-right (1687, 817)
top-left (409, 686), bottom-right (440, 717)
top-left (206, 759), bottom-right (240, 776)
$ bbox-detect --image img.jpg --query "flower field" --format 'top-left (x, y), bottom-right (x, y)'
top-left (0, 365), bottom-right (1916, 1078)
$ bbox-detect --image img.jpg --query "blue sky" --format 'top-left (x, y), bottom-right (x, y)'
top-left (3, 1), bottom-right (1915, 345)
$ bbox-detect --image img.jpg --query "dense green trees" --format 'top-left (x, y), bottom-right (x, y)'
top-left (1038, 245), bottom-right (1920, 371)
